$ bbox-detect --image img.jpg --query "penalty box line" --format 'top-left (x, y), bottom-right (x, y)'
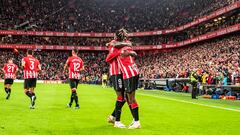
top-left (138, 93), bottom-right (240, 113)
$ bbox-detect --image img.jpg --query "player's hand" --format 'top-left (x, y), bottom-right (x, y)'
top-left (129, 51), bottom-right (137, 57)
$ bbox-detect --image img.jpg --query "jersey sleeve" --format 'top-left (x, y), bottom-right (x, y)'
top-left (37, 59), bottom-right (40, 66)
top-left (22, 58), bottom-right (26, 66)
top-left (81, 59), bottom-right (84, 69)
top-left (3, 64), bottom-right (6, 72)
top-left (106, 47), bottom-right (121, 63)
top-left (66, 58), bottom-right (71, 66)
top-left (15, 64), bottom-right (18, 71)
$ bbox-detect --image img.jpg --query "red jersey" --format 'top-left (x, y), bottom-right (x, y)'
top-left (22, 55), bottom-right (40, 79)
top-left (106, 40), bottom-right (121, 76)
top-left (66, 56), bottom-right (84, 79)
top-left (117, 46), bottom-right (139, 79)
top-left (3, 63), bottom-right (18, 79)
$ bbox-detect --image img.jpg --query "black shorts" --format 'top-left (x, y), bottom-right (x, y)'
top-left (111, 74), bottom-right (124, 91)
top-left (102, 79), bottom-right (107, 84)
top-left (69, 79), bottom-right (79, 89)
top-left (4, 79), bottom-right (14, 85)
top-left (24, 78), bottom-right (37, 89)
top-left (124, 75), bottom-right (139, 93)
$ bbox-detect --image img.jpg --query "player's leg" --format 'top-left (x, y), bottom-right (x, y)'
top-left (67, 79), bottom-right (74, 107)
top-left (104, 80), bottom-right (107, 87)
top-left (68, 79), bottom-right (79, 109)
top-left (30, 88), bottom-right (36, 108)
top-left (127, 91), bottom-right (141, 129)
top-left (5, 84), bottom-right (12, 100)
top-left (24, 79), bottom-right (32, 98)
top-left (4, 80), bottom-right (8, 94)
top-left (4, 79), bottom-right (11, 99)
top-left (108, 75), bottom-right (123, 123)
top-left (29, 79), bottom-right (37, 109)
top-left (6, 79), bottom-right (14, 99)
top-left (113, 75), bottom-right (127, 128)
top-left (108, 75), bottom-right (116, 122)
top-left (102, 79), bottom-right (105, 88)
top-left (126, 76), bottom-right (140, 129)
top-left (113, 91), bottom-right (127, 128)
top-left (74, 79), bottom-right (80, 109)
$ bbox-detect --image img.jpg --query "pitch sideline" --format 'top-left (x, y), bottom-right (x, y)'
top-left (138, 93), bottom-right (240, 112)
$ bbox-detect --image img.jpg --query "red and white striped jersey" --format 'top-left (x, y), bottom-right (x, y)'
top-left (106, 40), bottom-right (121, 76)
top-left (66, 56), bottom-right (84, 79)
top-left (117, 46), bottom-right (139, 79)
top-left (22, 55), bottom-right (40, 79)
top-left (2, 63), bottom-right (18, 79)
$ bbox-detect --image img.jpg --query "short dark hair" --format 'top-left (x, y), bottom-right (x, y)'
top-left (27, 50), bottom-right (33, 55)
top-left (72, 49), bottom-right (78, 55)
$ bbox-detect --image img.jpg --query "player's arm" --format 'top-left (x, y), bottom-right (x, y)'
top-left (38, 64), bottom-right (41, 71)
top-left (81, 60), bottom-right (84, 71)
top-left (15, 66), bottom-right (19, 75)
top-left (1, 65), bottom-right (5, 72)
top-left (64, 59), bottom-right (69, 72)
top-left (121, 49), bottom-right (137, 57)
top-left (112, 41), bottom-right (132, 48)
top-left (1, 65), bottom-right (5, 74)
top-left (21, 58), bottom-right (26, 68)
top-left (106, 48), bottom-right (121, 63)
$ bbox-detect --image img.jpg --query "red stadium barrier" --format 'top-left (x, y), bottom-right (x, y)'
top-left (0, 1), bottom-right (239, 37)
top-left (0, 24), bottom-right (239, 51)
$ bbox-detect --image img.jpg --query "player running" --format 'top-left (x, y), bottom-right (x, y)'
top-left (2, 58), bottom-right (18, 100)
top-left (106, 28), bottom-right (138, 128)
top-left (64, 49), bottom-right (84, 109)
top-left (22, 50), bottom-right (41, 109)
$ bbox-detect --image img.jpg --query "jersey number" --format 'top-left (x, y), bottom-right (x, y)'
top-left (30, 61), bottom-right (35, 70)
top-left (73, 63), bottom-right (81, 72)
top-left (7, 66), bottom-right (14, 73)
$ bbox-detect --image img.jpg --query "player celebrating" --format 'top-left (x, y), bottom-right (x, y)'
top-left (64, 49), bottom-right (84, 109)
top-left (106, 29), bottom-right (136, 128)
top-left (118, 43), bottom-right (140, 129)
top-left (2, 58), bottom-right (18, 100)
top-left (22, 50), bottom-right (41, 109)
top-left (107, 28), bottom-right (140, 129)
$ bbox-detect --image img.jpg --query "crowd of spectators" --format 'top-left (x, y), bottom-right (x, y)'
top-left (0, 0), bottom-right (235, 32)
top-left (1, 11), bottom-right (239, 46)
top-left (0, 35), bottom-right (239, 86)
top-left (137, 34), bottom-right (240, 85)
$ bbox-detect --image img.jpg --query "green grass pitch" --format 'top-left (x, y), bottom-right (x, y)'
top-left (0, 83), bottom-right (240, 135)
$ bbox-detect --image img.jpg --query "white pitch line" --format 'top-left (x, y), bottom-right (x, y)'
top-left (139, 93), bottom-right (240, 112)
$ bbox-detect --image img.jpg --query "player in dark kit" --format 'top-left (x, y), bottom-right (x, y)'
top-left (64, 49), bottom-right (84, 109)
top-left (2, 58), bottom-right (18, 100)
top-left (22, 50), bottom-right (41, 109)
top-left (106, 28), bottom-right (140, 129)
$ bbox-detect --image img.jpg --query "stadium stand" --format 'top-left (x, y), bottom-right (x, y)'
top-left (0, 0), bottom-right (235, 32)
top-left (137, 34), bottom-right (240, 82)
top-left (0, 10), bottom-right (239, 46)
top-left (0, 34), bottom-right (239, 84)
